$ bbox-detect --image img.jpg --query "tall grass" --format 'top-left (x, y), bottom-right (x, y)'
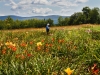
top-left (0, 27), bottom-right (100, 75)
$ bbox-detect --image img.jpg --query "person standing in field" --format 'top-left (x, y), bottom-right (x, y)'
top-left (46, 23), bottom-right (50, 35)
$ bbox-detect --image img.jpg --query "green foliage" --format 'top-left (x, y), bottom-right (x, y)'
top-left (89, 7), bottom-right (100, 24)
top-left (0, 16), bottom-right (54, 30)
top-left (82, 7), bottom-right (91, 23)
top-left (0, 27), bottom-right (100, 75)
top-left (69, 12), bottom-right (85, 25)
top-left (58, 6), bottom-right (100, 26)
top-left (92, 31), bottom-right (100, 40)
top-left (46, 18), bottom-right (54, 26)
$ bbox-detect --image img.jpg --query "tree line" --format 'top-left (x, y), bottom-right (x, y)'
top-left (0, 6), bottom-right (100, 29)
top-left (0, 17), bottom-right (54, 29)
top-left (58, 6), bottom-right (100, 26)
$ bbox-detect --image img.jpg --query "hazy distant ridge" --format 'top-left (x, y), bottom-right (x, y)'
top-left (0, 15), bottom-right (69, 24)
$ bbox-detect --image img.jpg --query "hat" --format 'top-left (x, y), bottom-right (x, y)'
top-left (47, 23), bottom-right (50, 25)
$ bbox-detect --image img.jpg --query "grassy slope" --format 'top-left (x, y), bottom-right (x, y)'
top-left (1, 24), bottom-right (100, 32)
top-left (0, 24), bottom-right (100, 75)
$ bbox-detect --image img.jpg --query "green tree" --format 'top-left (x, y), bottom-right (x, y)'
top-left (0, 20), bottom-right (5, 29)
top-left (69, 12), bottom-right (78, 25)
top-left (58, 16), bottom-right (65, 26)
top-left (82, 6), bottom-right (91, 23)
top-left (69, 12), bottom-right (86, 25)
top-left (74, 12), bottom-right (86, 24)
top-left (5, 16), bottom-right (14, 29)
top-left (63, 17), bottom-right (70, 26)
top-left (46, 18), bottom-right (54, 26)
top-left (28, 19), bottom-right (35, 28)
top-left (90, 7), bottom-right (100, 24)
top-left (13, 19), bottom-right (21, 29)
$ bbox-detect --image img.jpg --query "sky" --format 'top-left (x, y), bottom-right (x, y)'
top-left (0, 0), bottom-right (100, 17)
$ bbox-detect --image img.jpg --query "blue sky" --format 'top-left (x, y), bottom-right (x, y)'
top-left (0, 0), bottom-right (100, 17)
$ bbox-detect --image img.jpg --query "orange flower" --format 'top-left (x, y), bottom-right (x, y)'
top-left (12, 46), bottom-right (17, 52)
top-left (46, 43), bottom-right (49, 47)
top-left (49, 44), bottom-right (53, 47)
top-left (8, 45), bottom-right (13, 49)
top-left (27, 53), bottom-right (32, 57)
top-left (45, 48), bottom-right (49, 52)
top-left (91, 64), bottom-right (99, 75)
top-left (2, 49), bottom-right (6, 54)
top-left (29, 41), bottom-right (33, 45)
top-left (21, 55), bottom-right (25, 59)
top-left (58, 39), bottom-right (62, 43)
top-left (52, 38), bottom-right (55, 42)
top-left (8, 45), bottom-right (17, 52)
top-left (15, 54), bottom-right (21, 58)
top-left (41, 39), bottom-right (44, 43)
top-left (20, 42), bottom-right (27, 47)
top-left (58, 39), bottom-right (64, 43)
top-left (92, 69), bottom-right (99, 75)
top-left (37, 46), bottom-right (41, 50)
top-left (92, 64), bottom-right (97, 69)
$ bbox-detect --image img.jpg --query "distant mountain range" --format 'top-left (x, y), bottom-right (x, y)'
top-left (0, 15), bottom-right (69, 24)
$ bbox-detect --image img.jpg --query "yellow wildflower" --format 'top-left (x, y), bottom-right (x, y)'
top-left (37, 42), bottom-right (42, 46)
top-left (5, 42), bottom-right (16, 46)
top-left (9, 42), bottom-right (13, 45)
top-left (64, 68), bottom-right (74, 75)
top-left (5, 42), bottom-right (10, 46)
top-left (12, 43), bottom-right (16, 47)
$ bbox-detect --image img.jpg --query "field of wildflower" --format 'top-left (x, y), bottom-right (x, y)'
top-left (0, 25), bottom-right (100, 75)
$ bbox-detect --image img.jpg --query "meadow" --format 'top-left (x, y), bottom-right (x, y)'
top-left (0, 24), bottom-right (100, 75)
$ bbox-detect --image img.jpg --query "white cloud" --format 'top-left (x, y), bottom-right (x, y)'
top-left (4, 0), bottom-right (79, 12)
top-left (9, 0), bottom-right (16, 5)
top-left (32, 0), bottom-right (49, 5)
top-left (11, 5), bottom-right (18, 10)
top-left (0, 13), bottom-right (4, 16)
top-left (18, 0), bottom-right (32, 5)
top-left (1, 0), bottom-right (89, 16)
top-left (15, 11), bottom-right (20, 14)
top-left (5, 0), bottom-right (30, 11)
top-left (5, 0), bottom-right (18, 10)
top-left (51, 0), bottom-right (78, 8)
top-left (32, 8), bottom-right (52, 14)
top-left (61, 9), bottom-right (73, 13)
top-left (27, 10), bottom-right (32, 14)
top-left (75, 0), bottom-right (88, 3)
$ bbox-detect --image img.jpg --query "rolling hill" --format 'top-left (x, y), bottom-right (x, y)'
top-left (0, 15), bottom-right (69, 24)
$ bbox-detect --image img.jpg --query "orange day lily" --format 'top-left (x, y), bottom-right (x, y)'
top-left (2, 49), bottom-right (6, 54)
top-left (20, 42), bottom-right (27, 47)
top-left (91, 64), bottom-right (99, 75)
top-left (29, 41), bottom-right (33, 45)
